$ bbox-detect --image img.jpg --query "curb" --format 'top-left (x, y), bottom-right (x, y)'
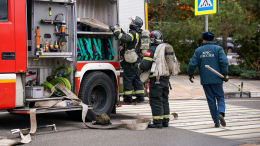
top-left (192, 91), bottom-right (260, 99)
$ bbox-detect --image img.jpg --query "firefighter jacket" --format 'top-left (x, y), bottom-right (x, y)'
top-left (113, 29), bottom-right (142, 63)
top-left (188, 42), bottom-right (228, 85)
top-left (114, 29), bottom-right (141, 50)
top-left (137, 45), bottom-right (157, 71)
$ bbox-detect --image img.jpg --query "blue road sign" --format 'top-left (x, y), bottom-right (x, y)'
top-left (195, 0), bottom-right (218, 15)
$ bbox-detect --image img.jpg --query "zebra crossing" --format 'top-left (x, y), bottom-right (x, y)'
top-left (116, 100), bottom-right (260, 143)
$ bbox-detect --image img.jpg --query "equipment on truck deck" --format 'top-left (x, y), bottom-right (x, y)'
top-left (36, 26), bottom-right (41, 52)
top-left (43, 66), bottom-right (71, 96)
top-left (44, 39), bottom-right (49, 52)
top-left (40, 13), bottom-right (68, 52)
top-left (77, 18), bottom-right (110, 32)
top-left (26, 71), bottom-right (38, 86)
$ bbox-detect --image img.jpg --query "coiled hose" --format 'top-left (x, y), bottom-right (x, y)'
top-left (42, 66), bottom-right (71, 96)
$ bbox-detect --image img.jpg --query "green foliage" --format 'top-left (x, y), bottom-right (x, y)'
top-left (179, 62), bottom-right (199, 74)
top-left (208, 0), bottom-right (259, 54)
top-left (228, 65), bottom-right (241, 76)
top-left (237, 32), bottom-right (260, 72)
top-left (240, 70), bottom-right (260, 79)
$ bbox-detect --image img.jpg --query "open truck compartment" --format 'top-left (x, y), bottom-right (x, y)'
top-left (23, 0), bottom-right (119, 111)
top-left (0, 0), bottom-right (121, 121)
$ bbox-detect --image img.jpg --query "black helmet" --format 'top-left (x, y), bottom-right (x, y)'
top-left (129, 16), bottom-right (143, 29)
top-left (149, 30), bottom-right (163, 43)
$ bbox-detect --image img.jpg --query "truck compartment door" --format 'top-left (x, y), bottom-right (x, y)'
top-left (0, 0), bottom-right (16, 73)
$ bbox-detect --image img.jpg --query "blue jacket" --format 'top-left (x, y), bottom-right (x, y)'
top-left (188, 42), bottom-right (228, 85)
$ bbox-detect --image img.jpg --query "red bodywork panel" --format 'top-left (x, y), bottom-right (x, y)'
top-left (74, 77), bottom-right (80, 96)
top-left (77, 62), bottom-right (120, 71)
top-left (0, 0), bottom-right (26, 109)
top-left (0, 82), bottom-right (16, 109)
top-left (0, 0), bottom-right (27, 73)
top-left (14, 0), bottom-right (27, 73)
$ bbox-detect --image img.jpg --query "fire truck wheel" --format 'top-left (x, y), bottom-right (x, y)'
top-left (66, 71), bottom-right (115, 121)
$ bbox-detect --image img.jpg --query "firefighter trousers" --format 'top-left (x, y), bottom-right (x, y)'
top-left (149, 76), bottom-right (170, 124)
top-left (203, 83), bottom-right (225, 123)
top-left (123, 63), bottom-right (144, 99)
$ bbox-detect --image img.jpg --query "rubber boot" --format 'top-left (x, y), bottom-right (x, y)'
top-left (123, 96), bottom-right (133, 103)
top-left (133, 96), bottom-right (144, 103)
top-left (148, 123), bottom-right (162, 129)
top-left (163, 119), bottom-right (169, 127)
top-left (162, 122), bottom-right (169, 127)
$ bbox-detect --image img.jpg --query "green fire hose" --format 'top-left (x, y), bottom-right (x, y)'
top-left (42, 66), bottom-right (71, 96)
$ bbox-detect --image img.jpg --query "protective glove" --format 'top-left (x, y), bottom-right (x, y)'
top-left (109, 26), bottom-right (115, 32)
top-left (189, 74), bottom-right (194, 83)
top-left (135, 63), bottom-right (140, 70)
top-left (222, 73), bottom-right (229, 82)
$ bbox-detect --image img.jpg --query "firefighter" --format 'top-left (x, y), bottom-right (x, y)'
top-left (136, 30), bottom-right (170, 128)
top-left (188, 32), bottom-right (229, 128)
top-left (109, 16), bottom-right (144, 103)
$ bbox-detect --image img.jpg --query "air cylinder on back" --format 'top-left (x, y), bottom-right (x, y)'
top-left (140, 30), bottom-right (150, 55)
top-left (165, 44), bottom-right (174, 74)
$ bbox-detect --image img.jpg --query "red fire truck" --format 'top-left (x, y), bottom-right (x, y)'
top-left (0, 0), bottom-right (148, 121)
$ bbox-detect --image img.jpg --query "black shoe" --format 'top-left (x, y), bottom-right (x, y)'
top-left (133, 97), bottom-right (144, 103)
top-left (123, 97), bottom-right (133, 103)
top-left (162, 122), bottom-right (169, 127)
top-left (148, 123), bottom-right (162, 129)
top-left (218, 113), bottom-right (226, 127)
top-left (215, 122), bottom-right (220, 128)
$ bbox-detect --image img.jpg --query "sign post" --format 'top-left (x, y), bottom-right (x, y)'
top-left (195, 0), bottom-right (219, 32)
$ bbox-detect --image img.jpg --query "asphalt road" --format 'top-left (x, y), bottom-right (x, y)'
top-left (0, 111), bottom-right (242, 146)
top-left (2, 98), bottom-right (259, 146)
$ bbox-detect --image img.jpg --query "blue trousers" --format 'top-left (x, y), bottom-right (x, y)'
top-left (202, 83), bottom-right (225, 123)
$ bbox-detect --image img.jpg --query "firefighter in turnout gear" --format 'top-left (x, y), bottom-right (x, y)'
top-left (136, 30), bottom-right (170, 128)
top-left (110, 16), bottom-right (144, 103)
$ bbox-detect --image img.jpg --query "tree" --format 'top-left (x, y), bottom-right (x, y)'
top-left (208, 0), bottom-right (258, 54)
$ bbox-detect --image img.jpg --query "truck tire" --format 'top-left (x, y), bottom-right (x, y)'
top-left (66, 71), bottom-right (115, 121)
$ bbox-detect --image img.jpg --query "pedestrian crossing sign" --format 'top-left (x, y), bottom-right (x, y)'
top-left (195, 0), bottom-right (218, 15)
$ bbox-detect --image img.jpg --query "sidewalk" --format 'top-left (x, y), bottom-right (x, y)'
top-left (169, 75), bottom-right (260, 99)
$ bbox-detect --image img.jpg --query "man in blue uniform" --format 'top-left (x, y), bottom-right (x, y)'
top-left (188, 32), bottom-right (229, 128)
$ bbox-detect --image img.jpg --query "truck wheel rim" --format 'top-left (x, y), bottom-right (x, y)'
top-left (89, 84), bottom-right (108, 112)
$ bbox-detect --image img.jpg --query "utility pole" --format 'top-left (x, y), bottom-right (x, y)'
top-left (205, 15), bottom-right (208, 32)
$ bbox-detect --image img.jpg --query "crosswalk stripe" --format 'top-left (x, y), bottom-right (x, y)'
top-left (181, 120), bottom-right (260, 130)
top-left (170, 117), bottom-right (260, 127)
top-left (210, 128), bottom-right (260, 136)
top-left (116, 99), bottom-right (260, 142)
top-left (116, 105), bottom-right (241, 112)
top-left (116, 107), bottom-right (249, 114)
top-left (170, 115), bottom-right (260, 123)
top-left (221, 132), bottom-right (260, 140)
top-left (192, 124), bottom-right (260, 133)
top-left (117, 111), bottom-right (260, 118)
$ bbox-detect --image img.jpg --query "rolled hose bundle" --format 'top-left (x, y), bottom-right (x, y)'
top-left (43, 66), bottom-right (72, 96)
top-left (43, 77), bottom-right (71, 96)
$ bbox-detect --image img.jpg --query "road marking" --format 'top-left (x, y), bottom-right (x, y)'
top-left (170, 117), bottom-right (260, 127)
top-left (181, 120), bottom-right (260, 130)
top-left (221, 132), bottom-right (260, 140)
top-left (193, 124), bottom-right (260, 133)
top-left (116, 100), bottom-right (260, 142)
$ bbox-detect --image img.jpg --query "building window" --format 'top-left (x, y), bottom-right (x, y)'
top-left (0, 0), bottom-right (8, 21)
